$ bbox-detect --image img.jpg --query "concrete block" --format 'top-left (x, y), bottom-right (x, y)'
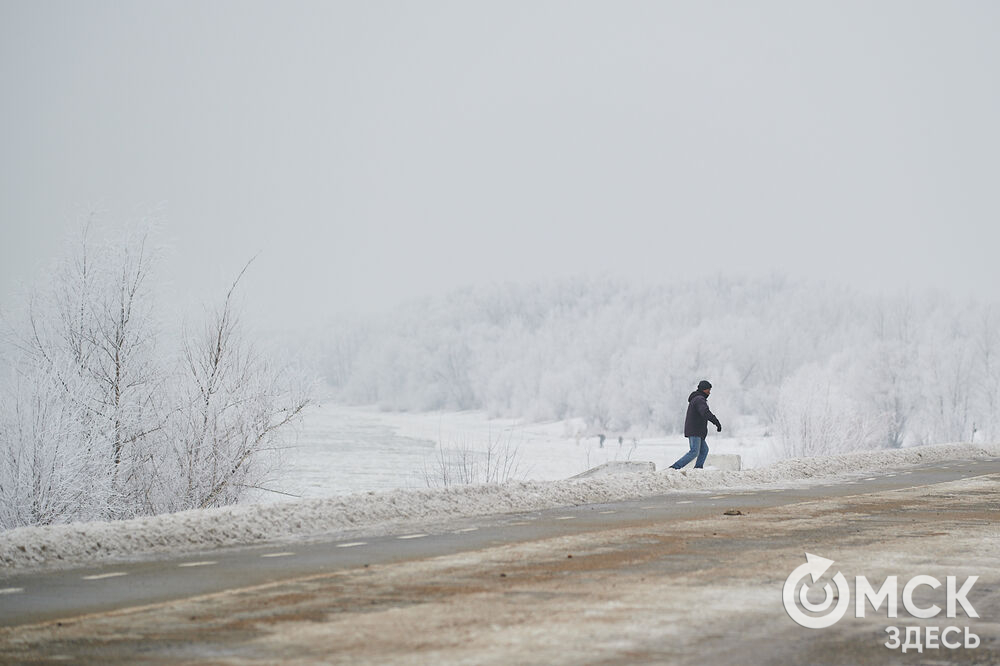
top-left (706, 453), bottom-right (742, 471)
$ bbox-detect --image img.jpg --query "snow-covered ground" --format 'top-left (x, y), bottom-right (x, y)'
top-left (267, 402), bottom-right (776, 500)
top-left (2, 437), bottom-right (998, 573)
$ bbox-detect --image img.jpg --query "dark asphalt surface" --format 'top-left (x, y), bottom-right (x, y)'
top-left (2, 457), bottom-right (998, 629)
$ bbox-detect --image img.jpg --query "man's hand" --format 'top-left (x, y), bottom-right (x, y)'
top-left (716, 423), bottom-right (723, 432)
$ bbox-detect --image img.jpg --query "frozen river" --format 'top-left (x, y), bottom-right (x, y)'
top-left (265, 403), bottom-right (770, 501)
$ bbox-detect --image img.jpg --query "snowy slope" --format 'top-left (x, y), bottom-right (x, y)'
top-left (2, 442), bottom-right (997, 573)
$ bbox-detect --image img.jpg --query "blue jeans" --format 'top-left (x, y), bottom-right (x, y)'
top-left (671, 436), bottom-right (709, 469)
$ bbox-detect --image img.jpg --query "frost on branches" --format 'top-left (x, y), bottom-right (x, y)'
top-left (0, 226), bottom-right (310, 529)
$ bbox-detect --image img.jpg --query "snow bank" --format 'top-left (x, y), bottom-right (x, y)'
top-left (2, 443), bottom-right (998, 573)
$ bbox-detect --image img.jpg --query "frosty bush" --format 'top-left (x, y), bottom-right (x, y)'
top-left (774, 362), bottom-right (889, 458)
top-left (0, 359), bottom-right (104, 527)
top-left (422, 429), bottom-right (523, 488)
top-left (0, 226), bottom-right (309, 529)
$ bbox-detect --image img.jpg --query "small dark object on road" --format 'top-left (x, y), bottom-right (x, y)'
top-left (723, 509), bottom-right (744, 516)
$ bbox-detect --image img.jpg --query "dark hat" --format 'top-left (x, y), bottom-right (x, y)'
top-left (697, 380), bottom-right (713, 391)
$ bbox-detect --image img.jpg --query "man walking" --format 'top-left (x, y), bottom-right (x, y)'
top-left (670, 380), bottom-right (722, 470)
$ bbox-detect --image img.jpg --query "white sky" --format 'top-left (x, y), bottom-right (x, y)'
top-left (2, 1), bottom-right (998, 328)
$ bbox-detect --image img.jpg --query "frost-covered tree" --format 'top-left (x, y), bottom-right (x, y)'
top-left (974, 306), bottom-right (1000, 442)
top-left (4, 226), bottom-right (165, 520)
top-left (0, 226), bottom-right (310, 529)
top-left (168, 261), bottom-right (309, 511)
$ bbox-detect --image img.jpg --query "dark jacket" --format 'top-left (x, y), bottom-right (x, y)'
top-left (684, 390), bottom-right (720, 438)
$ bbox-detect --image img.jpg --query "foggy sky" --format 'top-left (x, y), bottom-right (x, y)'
top-left (2, 1), bottom-right (998, 329)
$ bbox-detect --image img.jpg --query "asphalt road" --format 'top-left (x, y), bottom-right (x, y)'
top-left (3, 457), bottom-right (998, 631)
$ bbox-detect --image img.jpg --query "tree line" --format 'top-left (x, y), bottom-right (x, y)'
top-left (318, 275), bottom-right (1000, 457)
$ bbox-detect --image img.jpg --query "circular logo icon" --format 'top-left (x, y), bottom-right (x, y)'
top-left (782, 553), bottom-right (851, 629)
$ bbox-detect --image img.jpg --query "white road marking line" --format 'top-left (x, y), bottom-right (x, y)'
top-left (598, 510), bottom-right (615, 514)
top-left (676, 500), bottom-right (694, 504)
top-left (507, 521), bottom-right (531, 526)
top-left (454, 527), bottom-right (478, 533)
top-left (81, 572), bottom-right (128, 580)
top-left (260, 552), bottom-right (295, 558)
top-left (864, 477), bottom-right (877, 481)
top-left (397, 533), bottom-right (428, 540)
top-left (554, 516), bottom-right (575, 520)
top-left (0, 587), bottom-right (25, 595)
top-left (640, 506), bottom-right (658, 510)
top-left (336, 541), bottom-right (367, 548)
top-left (178, 561), bottom-right (216, 568)
top-left (710, 495), bottom-right (728, 499)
